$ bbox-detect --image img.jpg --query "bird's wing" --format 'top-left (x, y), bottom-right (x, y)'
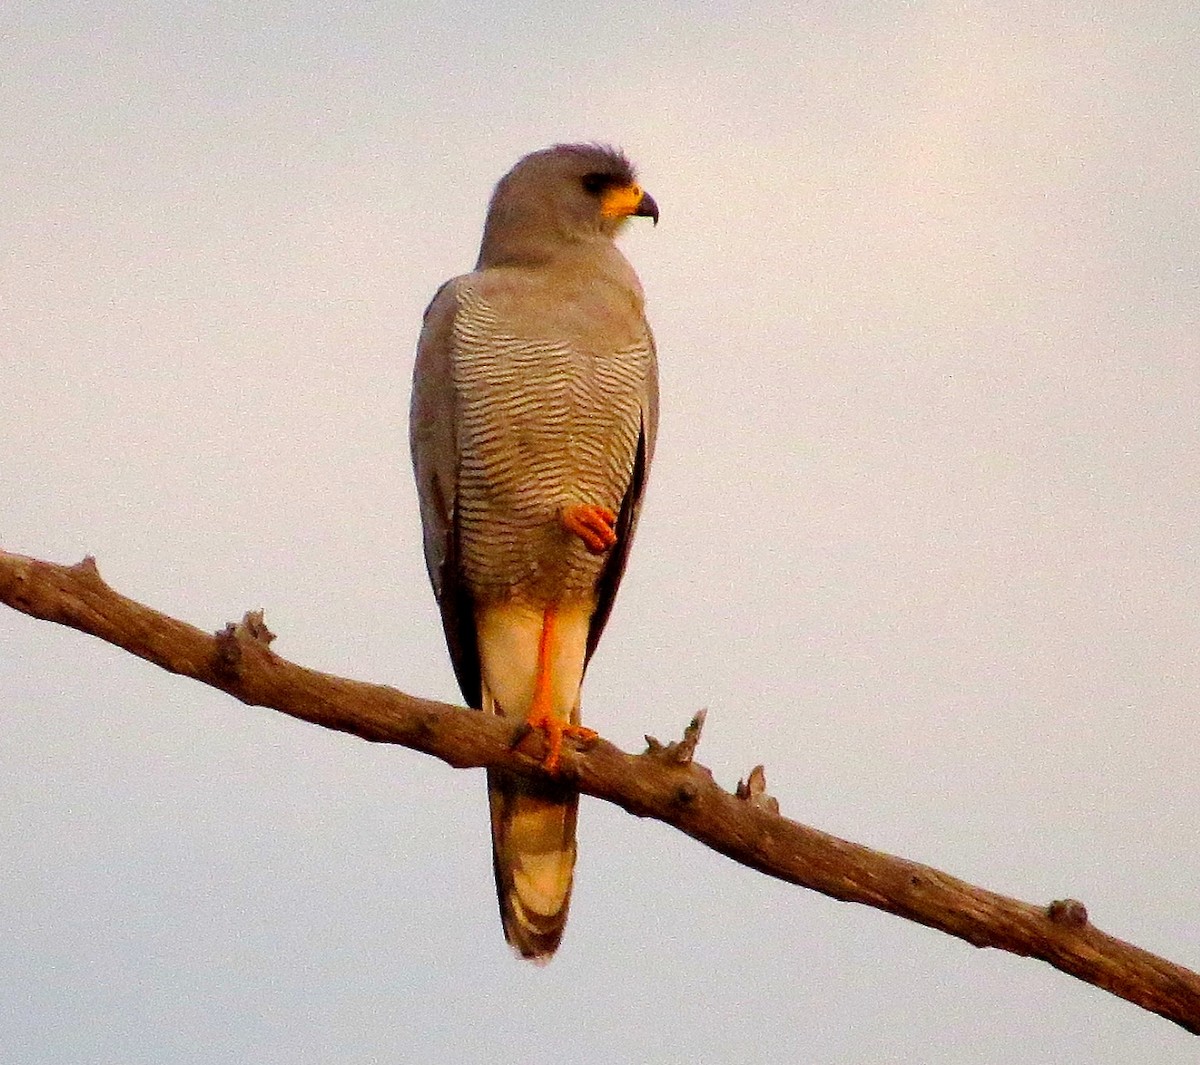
top-left (585, 328), bottom-right (659, 667)
top-left (410, 276), bottom-right (482, 708)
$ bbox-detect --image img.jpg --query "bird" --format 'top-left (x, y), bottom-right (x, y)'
top-left (409, 144), bottom-right (659, 960)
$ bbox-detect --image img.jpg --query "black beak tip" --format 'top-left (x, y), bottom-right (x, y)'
top-left (637, 191), bottom-right (660, 226)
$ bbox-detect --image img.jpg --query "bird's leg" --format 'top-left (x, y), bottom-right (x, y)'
top-left (525, 603), bottom-right (599, 772)
top-left (560, 504), bottom-right (617, 554)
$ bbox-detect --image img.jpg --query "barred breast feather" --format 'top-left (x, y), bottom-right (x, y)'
top-left (451, 281), bottom-right (651, 603)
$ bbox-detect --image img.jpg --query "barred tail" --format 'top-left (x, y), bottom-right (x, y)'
top-left (487, 767), bottom-right (577, 961)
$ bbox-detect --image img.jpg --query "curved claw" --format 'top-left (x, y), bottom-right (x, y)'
top-left (525, 709), bottom-right (599, 773)
top-left (560, 504), bottom-right (617, 554)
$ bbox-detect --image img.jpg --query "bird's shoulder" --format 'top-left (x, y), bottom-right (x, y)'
top-left (441, 262), bottom-right (650, 356)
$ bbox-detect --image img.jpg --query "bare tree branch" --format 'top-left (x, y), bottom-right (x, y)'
top-left (3, 546), bottom-right (1198, 1034)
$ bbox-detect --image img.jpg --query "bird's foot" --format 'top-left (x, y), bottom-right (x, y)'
top-left (523, 705), bottom-right (599, 773)
top-left (560, 504), bottom-right (617, 554)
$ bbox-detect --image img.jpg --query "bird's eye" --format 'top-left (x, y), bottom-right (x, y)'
top-left (580, 173), bottom-right (609, 196)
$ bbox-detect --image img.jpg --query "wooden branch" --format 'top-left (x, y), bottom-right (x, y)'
top-left (3, 547), bottom-right (1198, 1034)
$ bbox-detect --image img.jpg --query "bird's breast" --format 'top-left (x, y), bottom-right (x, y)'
top-left (451, 285), bottom-right (650, 602)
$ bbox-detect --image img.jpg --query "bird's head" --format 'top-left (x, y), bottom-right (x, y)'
top-left (477, 143), bottom-right (658, 267)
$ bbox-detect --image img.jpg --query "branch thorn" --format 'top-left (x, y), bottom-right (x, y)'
top-left (736, 764), bottom-right (779, 814)
top-left (644, 708), bottom-right (707, 765)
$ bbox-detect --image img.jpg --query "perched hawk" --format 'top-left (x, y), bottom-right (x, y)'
top-left (409, 144), bottom-right (659, 960)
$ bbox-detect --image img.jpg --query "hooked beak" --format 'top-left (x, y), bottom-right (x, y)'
top-left (601, 183), bottom-right (660, 226)
top-left (633, 190), bottom-right (659, 226)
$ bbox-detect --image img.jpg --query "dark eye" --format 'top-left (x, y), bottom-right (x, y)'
top-left (581, 173), bottom-right (609, 196)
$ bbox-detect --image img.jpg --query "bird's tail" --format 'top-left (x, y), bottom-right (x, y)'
top-left (487, 765), bottom-right (577, 962)
top-left (476, 600), bottom-right (590, 961)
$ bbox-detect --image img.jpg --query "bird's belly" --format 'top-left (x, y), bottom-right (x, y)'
top-left (457, 418), bottom-right (629, 603)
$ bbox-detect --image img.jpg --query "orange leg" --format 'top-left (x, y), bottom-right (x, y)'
top-left (560, 504), bottom-right (617, 554)
top-left (525, 603), bottom-right (599, 772)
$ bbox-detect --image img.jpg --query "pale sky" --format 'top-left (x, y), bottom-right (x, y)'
top-left (3, 3), bottom-right (1199, 1062)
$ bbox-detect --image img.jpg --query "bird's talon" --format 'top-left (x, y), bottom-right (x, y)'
top-left (560, 504), bottom-right (618, 555)
top-left (523, 713), bottom-right (598, 772)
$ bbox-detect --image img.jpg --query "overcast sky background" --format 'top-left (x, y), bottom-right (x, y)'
top-left (3, 2), bottom-right (1198, 1062)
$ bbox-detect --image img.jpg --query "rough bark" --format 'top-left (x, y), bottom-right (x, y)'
top-left (2, 547), bottom-right (1198, 1034)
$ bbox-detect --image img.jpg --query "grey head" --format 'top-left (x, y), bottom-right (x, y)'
top-left (476, 143), bottom-right (659, 269)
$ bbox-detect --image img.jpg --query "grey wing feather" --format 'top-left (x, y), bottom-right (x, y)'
top-left (410, 277), bottom-right (483, 707)
top-left (585, 333), bottom-right (659, 667)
